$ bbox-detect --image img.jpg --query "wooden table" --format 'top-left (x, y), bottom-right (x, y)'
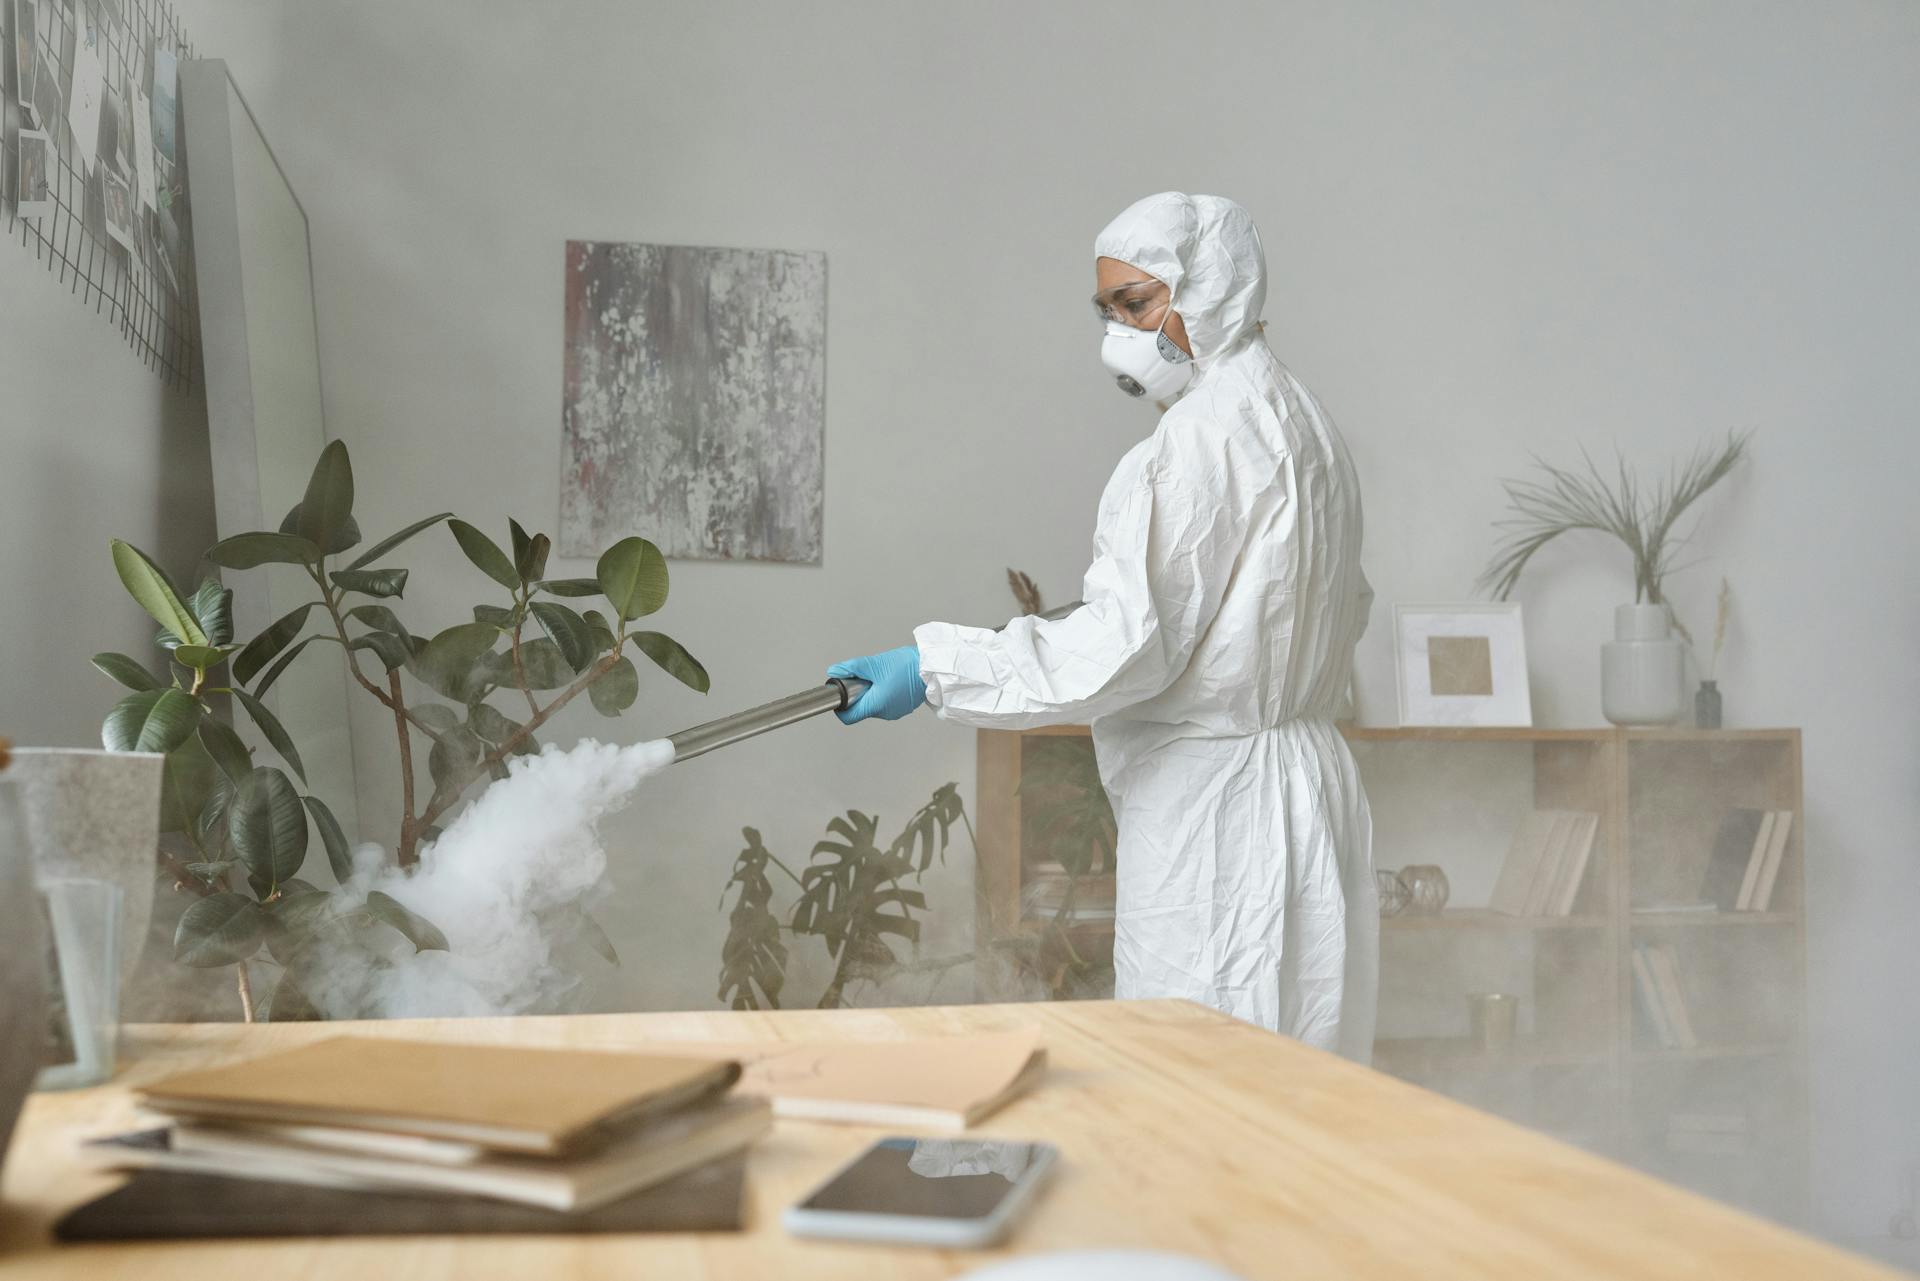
top-left (0, 999), bottom-right (1900, 1279)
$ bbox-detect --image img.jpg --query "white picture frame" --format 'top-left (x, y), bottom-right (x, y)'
top-left (1394, 602), bottom-right (1534, 728)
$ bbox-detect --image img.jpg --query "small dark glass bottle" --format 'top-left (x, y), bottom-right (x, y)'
top-left (1695, 679), bottom-right (1723, 729)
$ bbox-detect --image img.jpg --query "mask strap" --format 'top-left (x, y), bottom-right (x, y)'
top-left (1154, 280), bottom-right (1191, 365)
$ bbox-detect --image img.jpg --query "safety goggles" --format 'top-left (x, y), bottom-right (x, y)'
top-left (1091, 278), bottom-right (1172, 326)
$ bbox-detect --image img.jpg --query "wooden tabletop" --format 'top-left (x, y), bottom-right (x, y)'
top-left (0, 999), bottom-right (1899, 1279)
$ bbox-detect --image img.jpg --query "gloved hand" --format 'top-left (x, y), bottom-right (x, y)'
top-left (828, 646), bottom-right (928, 724)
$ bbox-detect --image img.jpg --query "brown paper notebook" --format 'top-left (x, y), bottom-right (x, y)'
top-left (54, 1151), bottom-right (746, 1240)
top-left (139, 1037), bottom-right (740, 1156)
top-left (715, 1032), bottom-right (1046, 1131)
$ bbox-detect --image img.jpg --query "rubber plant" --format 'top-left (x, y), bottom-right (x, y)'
top-left (95, 441), bottom-right (709, 1020)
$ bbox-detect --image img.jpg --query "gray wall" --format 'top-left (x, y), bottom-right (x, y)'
top-left (57, 0), bottom-right (1920, 1255)
top-left (0, 255), bottom-right (214, 746)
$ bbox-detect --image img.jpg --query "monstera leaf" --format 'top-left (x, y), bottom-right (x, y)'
top-left (717, 828), bottom-right (789, 1010)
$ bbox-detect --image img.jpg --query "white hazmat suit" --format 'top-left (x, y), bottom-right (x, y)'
top-left (914, 193), bottom-right (1377, 1058)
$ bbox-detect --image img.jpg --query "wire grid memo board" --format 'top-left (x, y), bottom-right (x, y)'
top-left (3, 0), bottom-right (198, 386)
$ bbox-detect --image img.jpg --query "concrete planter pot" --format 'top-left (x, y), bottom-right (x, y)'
top-left (1601, 604), bottom-right (1686, 727)
top-left (10, 748), bottom-right (165, 990)
top-left (0, 778), bottom-right (48, 1179)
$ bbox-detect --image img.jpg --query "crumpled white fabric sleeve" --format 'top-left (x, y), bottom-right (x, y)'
top-left (914, 463), bottom-right (1242, 730)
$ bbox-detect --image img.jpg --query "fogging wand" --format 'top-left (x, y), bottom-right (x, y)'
top-left (663, 602), bottom-right (1084, 763)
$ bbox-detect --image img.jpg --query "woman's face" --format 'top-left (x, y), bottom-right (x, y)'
top-left (1093, 256), bottom-right (1193, 357)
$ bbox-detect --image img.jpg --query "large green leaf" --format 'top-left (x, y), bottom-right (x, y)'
top-left (409, 702), bottom-right (462, 737)
top-left (197, 715), bottom-right (255, 783)
top-left (411, 622), bottom-right (500, 700)
top-left (588, 656), bottom-right (639, 716)
top-left (596, 537), bottom-right (669, 621)
top-left (509, 520), bottom-right (552, 584)
top-left (92, 651), bottom-right (160, 691)
top-left (296, 440), bottom-right (355, 549)
top-left (351, 631), bottom-right (413, 671)
top-left (188, 578), bottom-right (235, 646)
top-left (472, 603), bottom-right (517, 627)
top-left (228, 767), bottom-right (309, 888)
top-left (366, 891), bottom-right (450, 952)
top-left (110, 540), bottom-right (205, 647)
top-left (173, 892), bottom-right (269, 967)
top-left (345, 512), bottom-right (453, 570)
top-left (465, 702), bottom-right (522, 748)
top-left (232, 604), bottom-right (316, 685)
top-left (204, 531), bottom-right (322, 570)
top-left (530, 602), bottom-right (594, 672)
top-left (631, 632), bottom-right (710, 693)
top-left (158, 735), bottom-right (219, 834)
top-left (171, 643), bottom-right (238, 671)
top-left (448, 519), bottom-right (520, 590)
top-left (303, 795), bottom-right (355, 884)
top-left (535, 578), bottom-right (602, 598)
top-left (233, 689), bottom-right (306, 783)
top-left (330, 567), bottom-right (408, 598)
top-left (582, 609), bottom-right (616, 653)
top-left (427, 724), bottom-right (487, 798)
top-left (509, 638), bottom-right (574, 690)
top-left (102, 688), bottom-right (199, 754)
top-left (253, 636), bottom-right (329, 698)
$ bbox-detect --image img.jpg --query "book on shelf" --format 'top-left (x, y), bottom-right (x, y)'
top-left (1630, 943), bottom-right (1697, 1049)
top-left (1631, 946), bottom-right (1677, 1048)
top-left (1700, 807), bottom-right (1793, 912)
top-left (1021, 866), bottom-right (1115, 921)
top-left (1488, 809), bottom-right (1600, 918)
top-left (1751, 810), bottom-right (1793, 911)
top-left (1698, 807), bottom-right (1766, 910)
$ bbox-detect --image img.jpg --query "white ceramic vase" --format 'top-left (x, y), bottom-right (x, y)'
top-left (10, 748), bottom-right (165, 990)
top-left (1601, 604), bottom-right (1686, 726)
top-left (0, 778), bottom-right (48, 1178)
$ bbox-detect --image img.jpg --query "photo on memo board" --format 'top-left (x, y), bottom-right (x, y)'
top-left (1394, 602), bottom-right (1534, 727)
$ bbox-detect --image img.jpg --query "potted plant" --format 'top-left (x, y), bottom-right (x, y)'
top-left (1480, 433), bottom-right (1747, 726)
top-left (94, 441), bottom-right (708, 1020)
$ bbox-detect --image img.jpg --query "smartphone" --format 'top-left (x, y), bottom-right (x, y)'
top-left (784, 1136), bottom-right (1058, 1248)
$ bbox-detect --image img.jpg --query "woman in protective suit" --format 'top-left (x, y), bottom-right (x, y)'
top-left (830, 192), bottom-right (1378, 1059)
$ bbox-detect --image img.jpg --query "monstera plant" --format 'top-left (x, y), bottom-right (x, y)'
top-left (717, 771), bottom-right (1116, 1011)
top-left (96, 440), bottom-right (708, 1019)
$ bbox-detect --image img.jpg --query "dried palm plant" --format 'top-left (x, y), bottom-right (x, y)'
top-left (1480, 432), bottom-right (1749, 608)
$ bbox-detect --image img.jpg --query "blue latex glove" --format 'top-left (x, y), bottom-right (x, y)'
top-left (828, 646), bottom-right (928, 724)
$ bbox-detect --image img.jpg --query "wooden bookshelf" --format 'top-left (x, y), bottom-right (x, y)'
top-left (973, 723), bottom-right (1809, 1225)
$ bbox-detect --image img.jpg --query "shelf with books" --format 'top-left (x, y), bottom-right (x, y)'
top-left (1374, 1036), bottom-right (1611, 1070)
top-left (1383, 909), bottom-right (1610, 931)
top-left (972, 724), bottom-right (1807, 1220)
top-left (1630, 911), bottom-right (1798, 927)
top-left (1630, 1042), bottom-right (1794, 1064)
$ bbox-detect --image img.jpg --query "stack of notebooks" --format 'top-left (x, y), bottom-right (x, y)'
top-left (1697, 808), bottom-right (1795, 912)
top-left (1631, 942), bottom-right (1698, 1049)
top-left (1021, 862), bottom-right (1116, 923)
top-left (68, 1037), bottom-right (770, 1238)
top-left (1487, 810), bottom-right (1602, 917)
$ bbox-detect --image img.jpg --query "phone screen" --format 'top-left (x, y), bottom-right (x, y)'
top-left (798, 1137), bottom-right (1049, 1220)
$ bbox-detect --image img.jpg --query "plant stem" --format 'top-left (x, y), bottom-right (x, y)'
top-left (764, 851), bottom-right (809, 890)
top-left (236, 963), bottom-right (256, 1023)
top-left (509, 602), bottom-right (540, 718)
top-left (389, 670), bottom-right (419, 868)
top-left (414, 644), bottom-right (624, 834)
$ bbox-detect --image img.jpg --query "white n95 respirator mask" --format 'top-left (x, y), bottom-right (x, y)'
top-left (1100, 310), bottom-right (1193, 401)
